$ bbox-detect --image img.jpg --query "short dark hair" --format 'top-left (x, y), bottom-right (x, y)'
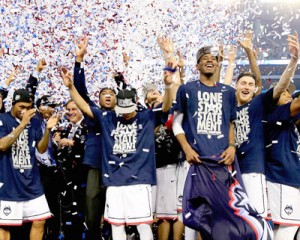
top-left (236, 72), bottom-right (256, 83)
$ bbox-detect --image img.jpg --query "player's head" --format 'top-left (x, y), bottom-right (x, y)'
top-left (235, 72), bottom-right (257, 106)
top-left (99, 87), bottom-right (116, 110)
top-left (196, 46), bottom-right (219, 77)
top-left (115, 89), bottom-right (137, 120)
top-left (11, 89), bottom-right (33, 120)
top-left (36, 95), bottom-right (58, 119)
top-left (275, 83), bottom-right (296, 106)
top-left (143, 83), bottom-right (162, 108)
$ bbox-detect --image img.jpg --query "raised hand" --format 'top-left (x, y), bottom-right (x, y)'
top-left (46, 114), bottom-right (60, 130)
top-left (157, 35), bottom-right (174, 54)
top-left (60, 67), bottom-right (73, 88)
top-left (6, 66), bottom-right (19, 85)
top-left (36, 59), bottom-right (47, 73)
top-left (75, 36), bottom-right (89, 61)
top-left (287, 31), bottom-right (299, 60)
top-left (238, 30), bottom-right (253, 50)
top-left (123, 51), bottom-right (130, 66)
top-left (177, 50), bottom-right (184, 68)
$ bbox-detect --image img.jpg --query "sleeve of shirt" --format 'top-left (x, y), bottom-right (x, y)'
top-left (267, 103), bottom-right (291, 123)
top-left (90, 107), bottom-right (104, 130)
top-left (173, 84), bottom-right (186, 113)
top-left (151, 102), bottom-right (169, 127)
top-left (0, 116), bottom-right (9, 139)
top-left (261, 88), bottom-right (278, 111)
top-left (73, 63), bottom-right (91, 104)
top-left (34, 120), bottom-right (43, 143)
top-left (26, 74), bottom-right (38, 101)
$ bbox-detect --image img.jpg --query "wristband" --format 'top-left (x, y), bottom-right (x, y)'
top-left (163, 66), bottom-right (177, 73)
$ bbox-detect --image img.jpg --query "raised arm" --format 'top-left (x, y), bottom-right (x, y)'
top-left (273, 32), bottom-right (299, 99)
top-left (223, 45), bottom-right (237, 86)
top-left (60, 67), bottom-right (94, 118)
top-left (158, 36), bottom-right (182, 84)
top-left (74, 36), bottom-right (91, 104)
top-left (238, 31), bottom-right (262, 94)
top-left (214, 45), bottom-right (223, 82)
top-left (162, 61), bottom-right (176, 112)
top-left (36, 113), bottom-right (59, 153)
top-left (26, 59), bottom-right (47, 98)
top-left (0, 66), bottom-right (18, 101)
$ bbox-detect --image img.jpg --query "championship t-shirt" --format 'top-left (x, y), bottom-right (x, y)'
top-left (0, 113), bottom-right (44, 201)
top-left (234, 89), bottom-right (274, 174)
top-left (174, 80), bottom-right (236, 156)
top-left (265, 102), bottom-right (300, 188)
top-left (91, 108), bottom-right (164, 186)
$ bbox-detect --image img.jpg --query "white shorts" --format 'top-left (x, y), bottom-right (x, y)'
top-left (242, 173), bottom-right (268, 218)
top-left (0, 195), bottom-right (51, 226)
top-left (176, 161), bottom-right (190, 213)
top-left (155, 164), bottom-right (178, 220)
top-left (267, 181), bottom-right (300, 226)
top-left (104, 184), bottom-right (153, 225)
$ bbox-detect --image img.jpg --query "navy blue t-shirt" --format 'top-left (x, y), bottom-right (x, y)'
top-left (265, 102), bottom-right (300, 187)
top-left (0, 113), bottom-right (44, 201)
top-left (155, 107), bottom-right (181, 168)
top-left (234, 89), bottom-right (274, 174)
top-left (174, 81), bottom-right (236, 156)
top-left (91, 108), bottom-right (164, 186)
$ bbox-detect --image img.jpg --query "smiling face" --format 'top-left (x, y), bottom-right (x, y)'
top-left (235, 76), bottom-right (256, 106)
top-left (99, 88), bottom-right (116, 110)
top-left (277, 90), bottom-right (293, 106)
top-left (196, 53), bottom-right (218, 77)
top-left (65, 101), bottom-right (83, 124)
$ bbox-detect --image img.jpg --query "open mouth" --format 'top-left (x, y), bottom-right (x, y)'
top-left (241, 90), bottom-right (250, 97)
top-left (205, 63), bottom-right (214, 70)
top-left (105, 98), bottom-right (112, 104)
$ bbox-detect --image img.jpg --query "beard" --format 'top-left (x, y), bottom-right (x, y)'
top-left (202, 72), bottom-right (214, 78)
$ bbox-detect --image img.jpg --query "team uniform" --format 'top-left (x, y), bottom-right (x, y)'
top-left (0, 112), bottom-right (51, 225)
top-left (265, 102), bottom-right (300, 226)
top-left (154, 111), bottom-right (182, 220)
top-left (234, 89), bottom-right (275, 218)
top-left (90, 107), bottom-right (165, 225)
top-left (174, 80), bottom-right (273, 239)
